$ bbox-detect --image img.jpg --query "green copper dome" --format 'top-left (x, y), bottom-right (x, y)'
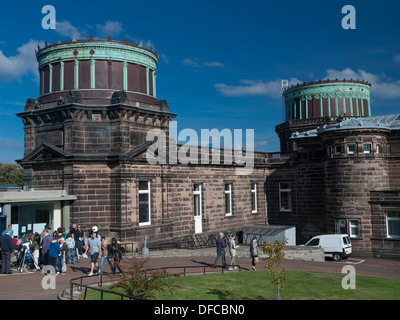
top-left (283, 79), bottom-right (371, 121)
top-left (35, 37), bottom-right (158, 106)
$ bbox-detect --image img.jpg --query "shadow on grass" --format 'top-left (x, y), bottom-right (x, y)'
top-left (205, 288), bottom-right (266, 300)
top-left (205, 289), bottom-right (232, 300)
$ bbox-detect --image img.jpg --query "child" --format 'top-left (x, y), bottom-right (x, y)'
top-left (65, 233), bottom-right (76, 264)
top-left (32, 241), bottom-right (41, 271)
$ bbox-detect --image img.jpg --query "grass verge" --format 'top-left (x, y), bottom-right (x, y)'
top-left (81, 270), bottom-right (400, 300)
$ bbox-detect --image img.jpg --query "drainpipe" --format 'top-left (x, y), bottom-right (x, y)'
top-left (294, 165), bottom-right (299, 227)
top-left (264, 167), bottom-right (269, 225)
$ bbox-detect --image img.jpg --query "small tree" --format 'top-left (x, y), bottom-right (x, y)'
top-left (263, 238), bottom-right (287, 300)
top-left (0, 163), bottom-right (23, 186)
top-left (110, 254), bottom-right (179, 299)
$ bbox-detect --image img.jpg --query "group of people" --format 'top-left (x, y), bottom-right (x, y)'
top-left (2, 225), bottom-right (257, 275)
top-left (213, 232), bottom-right (259, 271)
top-left (0, 223), bottom-right (124, 276)
top-left (84, 229), bottom-right (123, 276)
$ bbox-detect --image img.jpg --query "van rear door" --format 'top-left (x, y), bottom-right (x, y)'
top-left (343, 235), bottom-right (352, 255)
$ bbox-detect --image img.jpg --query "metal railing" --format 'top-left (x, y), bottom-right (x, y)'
top-left (179, 234), bottom-right (216, 249)
top-left (69, 273), bottom-right (146, 301)
top-left (68, 264), bottom-right (242, 300)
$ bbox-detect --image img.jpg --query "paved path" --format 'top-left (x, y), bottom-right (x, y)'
top-left (0, 248), bottom-right (399, 300)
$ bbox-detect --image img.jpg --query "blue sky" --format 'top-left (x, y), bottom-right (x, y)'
top-left (1, 0), bottom-right (400, 162)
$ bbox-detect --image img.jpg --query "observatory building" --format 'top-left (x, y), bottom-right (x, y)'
top-left (267, 80), bottom-right (400, 259)
top-left (12, 38), bottom-right (266, 246)
top-left (1, 38), bottom-right (399, 258)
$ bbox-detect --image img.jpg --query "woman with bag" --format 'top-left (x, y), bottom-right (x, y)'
top-left (108, 238), bottom-right (123, 275)
top-left (228, 234), bottom-right (239, 271)
top-left (250, 236), bottom-right (259, 271)
top-left (58, 237), bottom-right (68, 275)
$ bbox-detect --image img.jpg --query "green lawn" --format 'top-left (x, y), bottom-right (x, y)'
top-left (81, 270), bottom-right (400, 300)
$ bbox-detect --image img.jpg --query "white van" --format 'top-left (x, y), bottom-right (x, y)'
top-left (305, 234), bottom-right (352, 261)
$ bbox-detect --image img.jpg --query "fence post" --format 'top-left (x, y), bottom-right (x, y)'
top-left (70, 282), bottom-right (73, 300)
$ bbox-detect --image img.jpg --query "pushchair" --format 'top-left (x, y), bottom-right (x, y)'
top-left (17, 242), bottom-right (40, 272)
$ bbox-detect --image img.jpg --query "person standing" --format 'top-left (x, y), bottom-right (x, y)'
top-left (0, 230), bottom-right (15, 274)
top-left (98, 236), bottom-right (112, 275)
top-left (2, 225), bottom-right (13, 237)
top-left (228, 234), bottom-right (239, 271)
top-left (250, 236), bottom-right (259, 271)
top-left (41, 229), bottom-right (53, 266)
top-left (32, 242), bottom-right (41, 271)
top-left (65, 233), bottom-right (76, 264)
top-left (108, 238), bottom-right (123, 274)
top-left (48, 236), bottom-right (61, 274)
top-left (84, 231), bottom-right (102, 276)
top-left (212, 232), bottom-right (227, 269)
top-left (58, 237), bottom-right (68, 275)
top-left (75, 225), bottom-right (84, 262)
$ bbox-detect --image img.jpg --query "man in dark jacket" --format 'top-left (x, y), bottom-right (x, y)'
top-left (0, 230), bottom-right (15, 274)
top-left (41, 229), bottom-right (53, 265)
top-left (212, 232), bottom-right (227, 269)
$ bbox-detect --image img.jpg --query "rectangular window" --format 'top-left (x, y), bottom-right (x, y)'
top-left (363, 144), bottom-right (371, 154)
top-left (386, 211), bottom-right (400, 238)
top-left (36, 210), bottom-right (50, 224)
top-left (349, 220), bottom-right (360, 238)
top-left (347, 144), bottom-right (356, 155)
top-left (225, 183), bottom-right (232, 216)
top-left (279, 182), bottom-right (292, 212)
top-left (251, 183), bottom-right (257, 213)
top-left (194, 184), bottom-right (202, 217)
top-left (338, 219), bottom-right (346, 234)
top-left (11, 206), bottom-right (18, 224)
top-left (138, 181), bottom-right (151, 226)
top-left (376, 144), bottom-right (381, 154)
top-left (334, 145), bottom-right (341, 155)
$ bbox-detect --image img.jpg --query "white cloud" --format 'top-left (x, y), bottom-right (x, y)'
top-left (323, 67), bottom-right (400, 100)
top-left (215, 78), bottom-right (301, 99)
top-left (183, 59), bottom-right (225, 69)
top-left (96, 20), bottom-right (124, 37)
top-left (0, 39), bottom-right (44, 82)
top-left (204, 61), bottom-right (224, 67)
top-left (159, 53), bottom-right (169, 64)
top-left (254, 140), bottom-right (268, 149)
top-left (56, 20), bottom-right (124, 39)
top-left (182, 58), bottom-right (201, 69)
top-left (55, 20), bottom-right (85, 38)
top-left (0, 138), bottom-right (23, 148)
top-left (0, 138), bottom-right (24, 162)
top-left (54, 20), bottom-right (155, 51)
top-left (393, 54), bottom-right (400, 63)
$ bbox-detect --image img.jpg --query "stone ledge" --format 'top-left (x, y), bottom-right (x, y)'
top-left (143, 245), bottom-right (325, 262)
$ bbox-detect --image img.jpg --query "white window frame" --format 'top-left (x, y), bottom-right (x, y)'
top-left (363, 144), bottom-right (371, 154)
top-left (349, 220), bottom-right (360, 238)
top-left (279, 182), bottom-right (292, 212)
top-left (251, 183), bottom-right (257, 213)
top-left (138, 181), bottom-right (151, 226)
top-left (334, 145), bottom-right (341, 155)
top-left (193, 183), bottom-right (202, 217)
top-left (225, 183), bottom-right (232, 216)
top-left (376, 144), bottom-right (381, 154)
top-left (386, 211), bottom-right (400, 239)
top-left (347, 144), bottom-right (356, 155)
